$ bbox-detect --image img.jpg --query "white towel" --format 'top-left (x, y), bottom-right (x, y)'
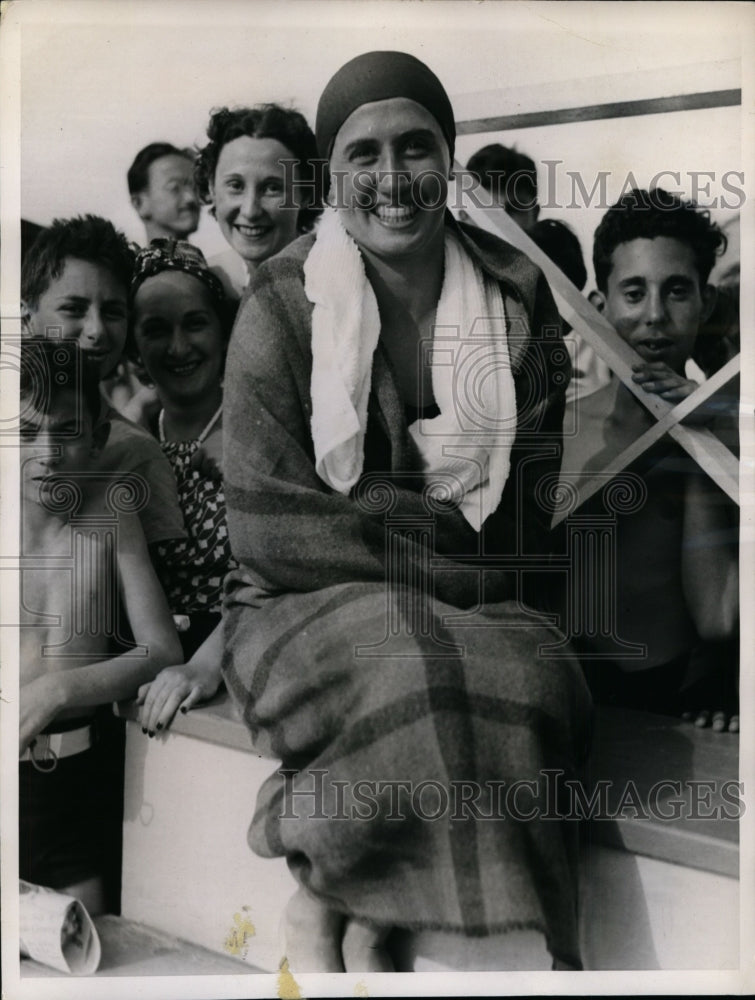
top-left (305, 209), bottom-right (381, 494)
top-left (304, 208), bottom-right (517, 531)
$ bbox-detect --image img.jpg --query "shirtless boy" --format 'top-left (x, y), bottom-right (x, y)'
top-left (560, 188), bottom-right (738, 730)
top-left (19, 340), bottom-right (182, 913)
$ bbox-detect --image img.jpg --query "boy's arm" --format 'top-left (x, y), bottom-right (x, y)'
top-left (681, 471), bottom-right (739, 641)
top-left (20, 513), bottom-right (182, 754)
top-left (136, 622), bottom-right (224, 734)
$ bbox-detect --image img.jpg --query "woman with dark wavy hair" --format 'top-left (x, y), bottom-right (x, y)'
top-left (195, 104), bottom-right (323, 289)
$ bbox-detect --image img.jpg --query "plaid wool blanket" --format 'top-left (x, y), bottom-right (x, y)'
top-left (222, 220), bottom-right (592, 967)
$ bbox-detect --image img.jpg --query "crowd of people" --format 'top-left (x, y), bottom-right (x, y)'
top-left (18, 49), bottom-right (740, 973)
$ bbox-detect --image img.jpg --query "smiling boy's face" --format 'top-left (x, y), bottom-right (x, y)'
top-left (596, 236), bottom-right (715, 374)
top-left (23, 257), bottom-right (128, 379)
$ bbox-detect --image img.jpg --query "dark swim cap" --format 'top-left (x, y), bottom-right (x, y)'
top-left (315, 50), bottom-right (456, 161)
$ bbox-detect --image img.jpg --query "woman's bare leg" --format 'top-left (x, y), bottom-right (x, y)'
top-left (393, 927), bottom-right (554, 971)
top-left (341, 919), bottom-right (394, 972)
top-left (282, 887), bottom-right (345, 972)
top-left (283, 892), bottom-right (567, 971)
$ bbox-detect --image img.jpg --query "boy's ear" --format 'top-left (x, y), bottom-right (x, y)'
top-left (588, 289), bottom-right (606, 314)
top-left (701, 283), bottom-right (717, 324)
top-left (91, 419), bottom-right (111, 458)
top-left (131, 192), bottom-right (151, 221)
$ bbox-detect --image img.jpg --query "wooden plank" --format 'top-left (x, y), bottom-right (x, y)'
top-left (450, 59), bottom-right (741, 126)
top-left (554, 356), bottom-right (741, 523)
top-left (452, 169), bottom-right (672, 412)
top-left (668, 425), bottom-right (739, 503)
top-left (452, 169), bottom-right (740, 503)
top-left (456, 90), bottom-right (741, 135)
top-left (454, 169), bottom-right (681, 414)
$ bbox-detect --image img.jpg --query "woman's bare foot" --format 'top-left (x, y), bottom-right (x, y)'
top-left (341, 918), bottom-right (394, 971)
top-left (282, 887), bottom-right (345, 972)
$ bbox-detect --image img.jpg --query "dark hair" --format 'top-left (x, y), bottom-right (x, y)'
top-left (22, 214), bottom-right (134, 308)
top-left (529, 219), bottom-right (587, 291)
top-left (20, 338), bottom-right (102, 425)
top-left (194, 104), bottom-right (323, 232)
top-left (593, 188), bottom-right (727, 292)
top-left (127, 142), bottom-right (195, 195)
top-left (466, 143), bottom-right (538, 211)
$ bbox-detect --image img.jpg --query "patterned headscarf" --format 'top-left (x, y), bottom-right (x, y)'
top-left (131, 238), bottom-right (225, 309)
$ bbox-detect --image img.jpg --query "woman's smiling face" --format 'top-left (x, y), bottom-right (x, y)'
top-left (328, 97), bottom-right (451, 263)
top-left (210, 135), bottom-right (302, 271)
top-left (133, 271), bottom-right (225, 406)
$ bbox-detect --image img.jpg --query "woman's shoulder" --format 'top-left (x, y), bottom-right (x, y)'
top-left (236, 232), bottom-right (316, 328)
top-left (231, 233), bottom-right (317, 363)
top-left (454, 218), bottom-right (546, 313)
top-left (250, 230), bottom-right (317, 288)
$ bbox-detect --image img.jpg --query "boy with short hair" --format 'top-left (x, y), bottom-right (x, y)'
top-left (19, 340), bottom-right (183, 915)
top-left (560, 188), bottom-right (738, 730)
top-left (127, 142), bottom-right (200, 243)
top-left (21, 215), bottom-right (186, 553)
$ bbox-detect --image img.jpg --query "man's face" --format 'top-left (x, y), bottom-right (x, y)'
top-left (596, 237), bottom-right (713, 374)
top-left (133, 154), bottom-right (200, 239)
top-left (24, 257), bottom-right (128, 379)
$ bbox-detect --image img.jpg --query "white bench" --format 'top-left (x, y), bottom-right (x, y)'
top-left (116, 694), bottom-right (739, 971)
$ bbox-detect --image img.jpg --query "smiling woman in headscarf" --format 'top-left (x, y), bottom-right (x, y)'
top-left (218, 50), bottom-right (591, 972)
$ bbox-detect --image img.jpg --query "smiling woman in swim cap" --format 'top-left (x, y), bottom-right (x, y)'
top-left (221, 50), bottom-right (588, 974)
